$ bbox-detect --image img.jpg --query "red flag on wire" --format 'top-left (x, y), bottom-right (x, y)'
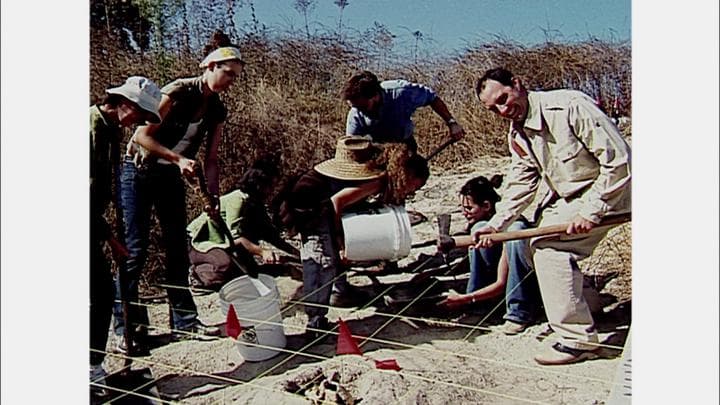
top-left (108, 236), bottom-right (129, 259)
top-left (374, 359), bottom-right (401, 371)
top-left (226, 304), bottom-right (241, 339)
top-left (336, 318), bottom-right (362, 355)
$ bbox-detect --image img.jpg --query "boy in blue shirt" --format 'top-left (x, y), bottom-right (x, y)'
top-left (342, 71), bottom-right (465, 152)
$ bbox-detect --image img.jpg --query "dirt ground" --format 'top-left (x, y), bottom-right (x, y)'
top-left (97, 156), bottom-right (632, 404)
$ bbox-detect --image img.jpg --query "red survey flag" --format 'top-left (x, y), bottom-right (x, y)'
top-left (374, 359), bottom-right (401, 371)
top-left (336, 318), bottom-right (362, 356)
top-left (226, 304), bottom-right (241, 339)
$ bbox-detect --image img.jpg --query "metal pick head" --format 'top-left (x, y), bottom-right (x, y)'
top-left (437, 213), bottom-right (451, 236)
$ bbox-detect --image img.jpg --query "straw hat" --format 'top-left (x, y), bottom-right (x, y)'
top-left (106, 76), bottom-right (162, 123)
top-left (314, 136), bottom-right (385, 181)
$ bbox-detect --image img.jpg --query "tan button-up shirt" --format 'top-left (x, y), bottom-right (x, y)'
top-left (488, 89), bottom-right (631, 231)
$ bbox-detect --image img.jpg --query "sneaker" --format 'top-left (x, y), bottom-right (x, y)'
top-left (499, 320), bottom-right (529, 335)
top-left (534, 342), bottom-right (600, 365)
top-left (173, 322), bottom-right (222, 341)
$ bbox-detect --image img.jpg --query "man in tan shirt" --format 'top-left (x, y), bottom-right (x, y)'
top-left (473, 67), bottom-right (631, 365)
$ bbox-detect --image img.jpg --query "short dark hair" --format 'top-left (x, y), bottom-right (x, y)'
top-left (459, 175), bottom-right (503, 206)
top-left (341, 70), bottom-right (382, 100)
top-left (101, 93), bottom-right (125, 107)
top-left (475, 67), bottom-right (514, 99)
top-left (238, 155), bottom-right (280, 197)
top-left (405, 153), bottom-right (430, 184)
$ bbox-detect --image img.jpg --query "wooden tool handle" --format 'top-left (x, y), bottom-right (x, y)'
top-left (437, 213), bottom-right (451, 237)
top-left (188, 168), bottom-right (260, 278)
top-left (426, 138), bottom-right (456, 161)
top-left (452, 213), bottom-right (631, 247)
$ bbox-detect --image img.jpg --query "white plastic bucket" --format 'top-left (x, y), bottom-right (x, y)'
top-left (218, 274), bottom-right (286, 362)
top-left (341, 205), bottom-right (412, 261)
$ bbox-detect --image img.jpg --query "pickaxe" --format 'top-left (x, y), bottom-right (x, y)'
top-left (187, 167), bottom-right (271, 295)
top-left (445, 213), bottom-right (631, 248)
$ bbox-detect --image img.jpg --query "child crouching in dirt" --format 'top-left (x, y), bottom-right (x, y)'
top-left (437, 175), bottom-right (542, 335)
top-left (186, 156), bottom-right (300, 290)
top-left (113, 30), bottom-right (244, 351)
top-left (278, 136), bottom-right (429, 339)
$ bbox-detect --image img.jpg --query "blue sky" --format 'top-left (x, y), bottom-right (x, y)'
top-left (238, 0), bottom-right (630, 53)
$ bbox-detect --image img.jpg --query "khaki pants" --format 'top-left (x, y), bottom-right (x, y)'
top-left (530, 197), bottom-right (612, 350)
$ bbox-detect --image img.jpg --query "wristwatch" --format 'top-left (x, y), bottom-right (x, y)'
top-left (446, 118), bottom-right (457, 125)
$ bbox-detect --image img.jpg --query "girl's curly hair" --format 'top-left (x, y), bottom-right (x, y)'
top-left (369, 143), bottom-right (430, 205)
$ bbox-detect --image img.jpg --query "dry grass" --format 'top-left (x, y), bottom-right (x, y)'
top-left (580, 223), bottom-right (633, 302)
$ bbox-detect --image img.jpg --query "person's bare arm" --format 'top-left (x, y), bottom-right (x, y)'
top-left (439, 248), bottom-right (509, 309)
top-left (330, 179), bottom-right (384, 252)
top-left (429, 97), bottom-right (465, 141)
top-left (330, 179), bottom-right (384, 216)
top-left (134, 95), bottom-right (196, 175)
top-left (235, 237), bottom-right (278, 264)
top-left (263, 228), bottom-right (301, 257)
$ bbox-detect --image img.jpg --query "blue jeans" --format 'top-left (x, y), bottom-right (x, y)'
top-left (299, 212), bottom-right (342, 326)
top-left (113, 159), bottom-right (198, 335)
top-left (468, 220), bottom-right (541, 324)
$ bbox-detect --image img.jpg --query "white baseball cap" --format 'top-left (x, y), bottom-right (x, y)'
top-left (106, 76), bottom-right (162, 123)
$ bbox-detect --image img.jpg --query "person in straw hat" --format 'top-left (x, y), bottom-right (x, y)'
top-left (113, 30), bottom-right (244, 353)
top-left (278, 136), bottom-right (430, 340)
top-left (90, 75), bottom-right (162, 390)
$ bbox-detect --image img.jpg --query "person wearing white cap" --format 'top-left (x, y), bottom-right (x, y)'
top-left (112, 31), bottom-right (244, 351)
top-left (90, 76), bottom-right (162, 392)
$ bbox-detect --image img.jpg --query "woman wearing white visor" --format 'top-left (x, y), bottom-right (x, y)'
top-left (113, 31), bottom-right (244, 352)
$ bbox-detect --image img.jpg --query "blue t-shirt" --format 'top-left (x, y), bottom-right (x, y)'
top-left (345, 79), bottom-right (437, 144)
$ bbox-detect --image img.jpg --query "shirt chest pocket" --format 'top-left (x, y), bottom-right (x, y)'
top-left (547, 141), bottom-right (599, 195)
